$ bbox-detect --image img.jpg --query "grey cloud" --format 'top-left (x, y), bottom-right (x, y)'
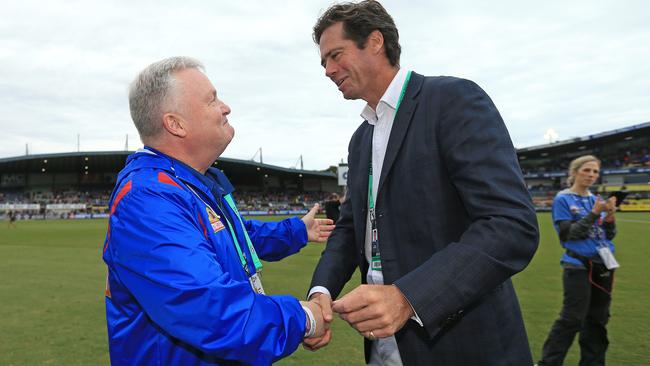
top-left (1, 0), bottom-right (649, 169)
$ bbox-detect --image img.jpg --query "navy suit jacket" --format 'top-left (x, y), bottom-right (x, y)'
top-left (310, 73), bottom-right (539, 365)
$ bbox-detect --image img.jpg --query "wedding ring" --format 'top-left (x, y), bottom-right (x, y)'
top-left (368, 330), bottom-right (377, 341)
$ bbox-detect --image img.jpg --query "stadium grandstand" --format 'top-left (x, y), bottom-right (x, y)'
top-left (519, 121), bottom-right (650, 211)
top-left (1, 121), bottom-right (649, 220)
top-left (0, 151), bottom-right (339, 220)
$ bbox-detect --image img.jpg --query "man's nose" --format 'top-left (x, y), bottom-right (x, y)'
top-left (324, 60), bottom-right (337, 79)
top-left (222, 103), bottom-right (231, 115)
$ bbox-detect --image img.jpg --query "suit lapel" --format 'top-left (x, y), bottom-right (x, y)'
top-left (353, 123), bottom-right (373, 255)
top-left (357, 123), bottom-right (373, 211)
top-left (377, 73), bottom-right (424, 197)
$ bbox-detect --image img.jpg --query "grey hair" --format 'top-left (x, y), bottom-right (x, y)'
top-left (128, 56), bottom-right (204, 143)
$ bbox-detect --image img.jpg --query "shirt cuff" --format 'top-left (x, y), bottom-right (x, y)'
top-left (308, 286), bottom-right (331, 300)
top-left (393, 285), bottom-right (423, 327)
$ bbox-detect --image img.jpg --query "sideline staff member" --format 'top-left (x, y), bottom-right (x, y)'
top-left (537, 155), bottom-right (618, 365)
top-left (304, 1), bottom-right (539, 365)
top-left (102, 57), bottom-right (333, 365)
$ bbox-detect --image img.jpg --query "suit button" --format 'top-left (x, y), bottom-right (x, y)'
top-left (440, 311), bottom-right (464, 328)
top-left (439, 315), bottom-right (454, 328)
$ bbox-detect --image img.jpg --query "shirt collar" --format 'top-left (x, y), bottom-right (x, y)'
top-left (361, 68), bottom-right (409, 125)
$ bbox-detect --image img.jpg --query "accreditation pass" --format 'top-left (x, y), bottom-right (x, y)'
top-left (249, 273), bottom-right (265, 295)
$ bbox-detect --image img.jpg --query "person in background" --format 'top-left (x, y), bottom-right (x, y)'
top-left (103, 56), bottom-right (334, 365)
top-left (324, 192), bottom-right (342, 223)
top-left (7, 210), bottom-right (17, 228)
top-left (538, 155), bottom-right (618, 366)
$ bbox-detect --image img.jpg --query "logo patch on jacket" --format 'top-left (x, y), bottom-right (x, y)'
top-left (569, 205), bottom-right (580, 215)
top-left (206, 207), bottom-right (225, 233)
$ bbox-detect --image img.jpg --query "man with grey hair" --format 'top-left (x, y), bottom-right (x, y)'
top-left (102, 56), bottom-right (334, 365)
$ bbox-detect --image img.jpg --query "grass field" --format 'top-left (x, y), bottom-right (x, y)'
top-left (0, 213), bottom-right (648, 365)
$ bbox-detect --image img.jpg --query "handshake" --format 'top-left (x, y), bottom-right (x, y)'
top-left (299, 285), bottom-right (416, 351)
top-left (299, 293), bottom-right (333, 349)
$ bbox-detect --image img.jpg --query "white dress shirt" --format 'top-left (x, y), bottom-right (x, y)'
top-left (310, 69), bottom-right (419, 366)
top-left (360, 68), bottom-right (408, 366)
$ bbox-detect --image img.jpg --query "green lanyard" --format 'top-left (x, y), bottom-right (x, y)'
top-left (151, 146), bottom-right (264, 278)
top-left (367, 70), bottom-right (412, 210)
top-left (368, 70), bottom-right (412, 269)
top-left (223, 194), bottom-right (264, 273)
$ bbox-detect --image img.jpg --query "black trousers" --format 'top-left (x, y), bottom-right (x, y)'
top-left (538, 264), bottom-right (614, 366)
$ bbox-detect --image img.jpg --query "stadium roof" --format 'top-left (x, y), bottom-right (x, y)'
top-left (0, 151), bottom-right (336, 179)
top-left (517, 121), bottom-right (650, 154)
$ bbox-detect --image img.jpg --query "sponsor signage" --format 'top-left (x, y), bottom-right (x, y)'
top-left (46, 204), bottom-right (87, 210)
top-left (525, 166), bottom-right (650, 179)
top-left (338, 164), bottom-right (349, 186)
top-left (0, 203), bottom-right (39, 210)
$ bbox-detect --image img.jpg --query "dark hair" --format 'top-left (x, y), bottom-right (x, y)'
top-left (313, 0), bottom-right (401, 67)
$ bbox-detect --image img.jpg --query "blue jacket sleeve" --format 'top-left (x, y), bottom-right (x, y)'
top-left (108, 186), bottom-right (305, 365)
top-left (244, 217), bottom-right (308, 261)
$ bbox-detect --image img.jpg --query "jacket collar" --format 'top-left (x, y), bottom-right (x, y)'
top-left (121, 147), bottom-right (234, 197)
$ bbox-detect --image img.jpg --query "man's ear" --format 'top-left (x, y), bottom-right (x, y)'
top-left (367, 30), bottom-right (385, 55)
top-left (162, 113), bottom-right (187, 138)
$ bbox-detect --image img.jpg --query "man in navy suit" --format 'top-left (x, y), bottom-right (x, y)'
top-left (303, 1), bottom-right (539, 365)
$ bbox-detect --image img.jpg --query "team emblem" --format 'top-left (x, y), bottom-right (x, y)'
top-left (206, 207), bottom-right (225, 233)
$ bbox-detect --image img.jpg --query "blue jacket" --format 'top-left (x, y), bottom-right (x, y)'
top-left (102, 149), bottom-right (308, 365)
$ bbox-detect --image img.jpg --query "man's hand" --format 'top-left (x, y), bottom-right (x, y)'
top-left (301, 203), bottom-right (335, 242)
top-left (302, 293), bottom-right (333, 351)
top-left (332, 285), bottom-right (414, 339)
top-left (300, 300), bottom-right (326, 338)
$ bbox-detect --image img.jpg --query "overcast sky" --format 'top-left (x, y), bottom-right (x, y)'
top-left (2, 0), bottom-right (649, 170)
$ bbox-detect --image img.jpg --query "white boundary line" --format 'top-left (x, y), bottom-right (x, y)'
top-left (617, 219), bottom-right (650, 224)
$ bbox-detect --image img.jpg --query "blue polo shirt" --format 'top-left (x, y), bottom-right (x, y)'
top-left (551, 189), bottom-right (615, 266)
